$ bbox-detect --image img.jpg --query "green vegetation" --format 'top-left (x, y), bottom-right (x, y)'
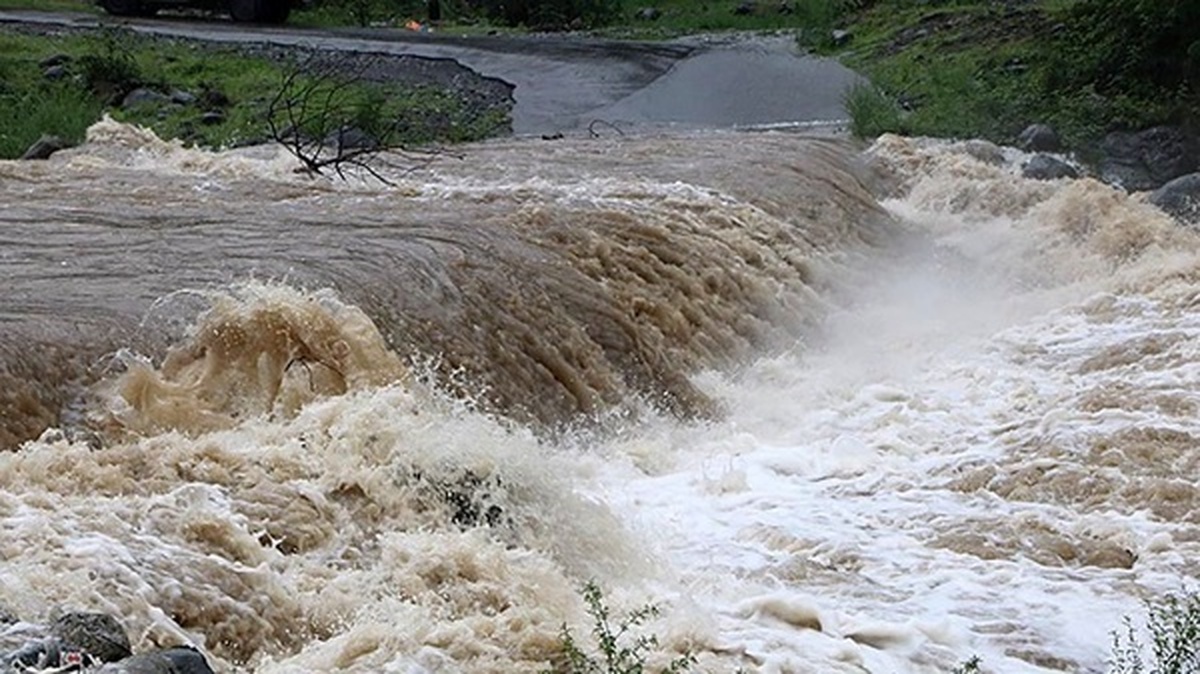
top-left (1110, 589), bottom-right (1200, 674)
top-left (545, 581), bottom-right (696, 674)
top-left (0, 0), bottom-right (94, 11)
top-left (0, 27), bottom-right (508, 159)
top-left (828, 0), bottom-right (1200, 149)
top-left (951, 655), bottom-right (982, 674)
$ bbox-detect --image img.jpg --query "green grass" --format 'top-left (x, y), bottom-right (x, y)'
top-left (0, 0), bottom-right (95, 11)
top-left (0, 83), bottom-right (102, 158)
top-left (832, 0), bottom-right (1198, 149)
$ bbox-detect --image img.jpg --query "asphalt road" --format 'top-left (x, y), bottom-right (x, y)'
top-left (0, 9), bottom-right (862, 135)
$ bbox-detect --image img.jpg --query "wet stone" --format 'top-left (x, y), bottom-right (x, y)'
top-left (96, 646), bottom-right (216, 674)
top-left (1022, 154), bottom-right (1078, 181)
top-left (20, 134), bottom-right (69, 161)
top-left (1017, 123), bottom-right (1061, 153)
top-left (49, 612), bottom-right (132, 664)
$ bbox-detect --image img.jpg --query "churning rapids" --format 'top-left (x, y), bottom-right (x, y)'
top-left (1, 120), bottom-right (1198, 673)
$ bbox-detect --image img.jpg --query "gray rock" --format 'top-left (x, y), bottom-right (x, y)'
top-left (1, 635), bottom-right (108, 672)
top-left (38, 54), bottom-right (70, 68)
top-left (0, 606), bottom-right (16, 626)
top-left (122, 88), bottom-right (168, 109)
top-left (96, 646), bottom-right (215, 674)
top-left (1022, 154), bottom-right (1079, 181)
top-left (20, 135), bottom-right (69, 161)
top-left (635, 6), bottom-right (660, 20)
top-left (170, 89), bottom-right (198, 105)
top-left (199, 111), bottom-right (226, 126)
top-left (960, 139), bottom-right (1006, 166)
top-left (49, 612), bottom-right (132, 663)
top-left (831, 29), bottom-right (852, 47)
top-left (1100, 125), bottom-right (1200, 191)
top-left (325, 126), bottom-right (377, 152)
top-left (1149, 173), bottom-right (1200, 226)
top-left (1017, 123), bottom-right (1061, 153)
top-left (42, 64), bottom-right (68, 81)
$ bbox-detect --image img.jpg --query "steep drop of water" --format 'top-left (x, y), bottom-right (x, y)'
top-left (1, 124), bottom-right (1198, 674)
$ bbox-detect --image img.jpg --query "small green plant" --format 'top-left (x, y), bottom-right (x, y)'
top-left (952, 655), bottom-right (982, 674)
top-left (843, 81), bottom-right (906, 139)
top-left (1110, 589), bottom-right (1200, 674)
top-left (545, 580), bottom-right (696, 674)
top-left (77, 27), bottom-right (142, 101)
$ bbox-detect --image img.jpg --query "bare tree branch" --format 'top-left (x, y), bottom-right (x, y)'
top-left (267, 50), bottom-right (451, 185)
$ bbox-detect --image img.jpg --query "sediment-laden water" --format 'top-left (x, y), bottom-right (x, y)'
top-left (0, 121), bottom-right (1196, 673)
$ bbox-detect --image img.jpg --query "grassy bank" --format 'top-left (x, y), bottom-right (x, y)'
top-left (831, 0), bottom-right (1199, 151)
top-left (0, 27), bottom-right (509, 159)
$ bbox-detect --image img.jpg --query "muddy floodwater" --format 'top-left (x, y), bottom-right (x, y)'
top-left (1, 121), bottom-right (1198, 673)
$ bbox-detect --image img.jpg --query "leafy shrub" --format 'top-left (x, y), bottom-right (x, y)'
top-left (545, 581), bottom-right (696, 674)
top-left (77, 27), bottom-right (142, 100)
top-left (843, 81), bottom-right (905, 139)
top-left (1110, 589), bottom-right (1200, 674)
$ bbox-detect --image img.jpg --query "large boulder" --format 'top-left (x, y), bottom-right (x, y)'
top-left (1017, 123), bottom-right (1062, 153)
top-left (1149, 173), bottom-right (1200, 226)
top-left (1099, 126), bottom-right (1200, 191)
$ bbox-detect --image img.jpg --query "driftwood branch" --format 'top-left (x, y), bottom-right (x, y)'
top-left (266, 51), bottom-right (449, 185)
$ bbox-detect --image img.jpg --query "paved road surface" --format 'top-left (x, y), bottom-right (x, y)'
top-left (0, 10), bottom-right (861, 135)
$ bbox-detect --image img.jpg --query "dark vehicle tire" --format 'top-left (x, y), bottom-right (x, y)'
top-left (229, 0), bottom-right (290, 23)
top-left (99, 0), bottom-right (154, 16)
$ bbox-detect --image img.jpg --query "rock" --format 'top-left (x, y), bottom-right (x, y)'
top-left (1022, 154), bottom-right (1079, 181)
top-left (42, 64), bottom-right (68, 81)
top-left (1149, 173), bottom-right (1200, 226)
top-left (39, 54), bottom-right (71, 69)
top-left (1017, 123), bottom-right (1061, 153)
top-left (325, 126), bottom-right (377, 152)
top-left (0, 605), bottom-right (16, 626)
top-left (199, 111), bottom-right (226, 126)
top-left (198, 89), bottom-right (230, 109)
top-left (20, 135), bottom-right (69, 161)
top-left (122, 87), bottom-right (168, 109)
top-left (831, 29), bottom-right (852, 47)
top-left (1099, 125), bottom-right (1200, 191)
top-left (960, 139), bottom-right (1006, 166)
top-left (170, 89), bottom-right (197, 105)
top-left (778, 1), bottom-right (793, 15)
top-left (635, 6), bottom-right (660, 20)
top-left (733, 1), bottom-right (755, 15)
top-left (96, 646), bottom-right (216, 674)
top-left (49, 612), bottom-right (132, 663)
top-left (1, 636), bottom-right (84, 671)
